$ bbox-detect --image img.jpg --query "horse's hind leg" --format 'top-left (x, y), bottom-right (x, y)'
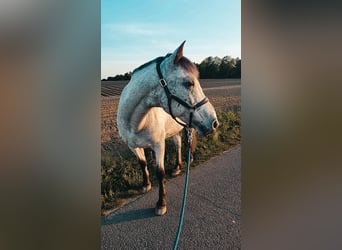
top-left (190, 129), bottom-right (197, 163)
top-left (172, 130), bottom-right (197, 177)
top-left (171, 133), bottom-right (182, 177)
top-left (131, 147), bottom-right (151, 193)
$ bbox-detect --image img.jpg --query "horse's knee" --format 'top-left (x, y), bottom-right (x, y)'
top-left (139, 159), bottom-right (151, 191)
top-left (139, 159), bottom-right (146, 169)
top-left (156, 168), bottom-right (165, 180)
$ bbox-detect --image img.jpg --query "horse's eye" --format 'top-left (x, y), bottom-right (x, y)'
top-left (184, 81), bottom-right (194, 88)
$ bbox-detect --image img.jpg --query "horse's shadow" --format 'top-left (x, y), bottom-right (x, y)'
top-left (101, 208), bottom-right (155, 225)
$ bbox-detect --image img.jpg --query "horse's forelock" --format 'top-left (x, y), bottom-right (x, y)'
top-left (178, 57), bottom-right (199, 79)
top-left (133, 54), bottom-right (199, 79)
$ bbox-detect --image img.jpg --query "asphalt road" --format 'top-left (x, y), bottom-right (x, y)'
top-left (101, 145), bottom-right (241, 250)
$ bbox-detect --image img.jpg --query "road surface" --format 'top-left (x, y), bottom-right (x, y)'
top-left (101, 145), bottom-right (241, 250)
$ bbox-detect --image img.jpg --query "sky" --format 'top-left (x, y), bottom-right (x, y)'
top-left (101, 0), bottom-right (240, 78)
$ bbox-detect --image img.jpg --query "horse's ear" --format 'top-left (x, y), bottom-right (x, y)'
top-left (174, 41), bottom-right (186, 64)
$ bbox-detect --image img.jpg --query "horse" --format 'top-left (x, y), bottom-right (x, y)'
top-left (117, 41), bottom-right (219, 216)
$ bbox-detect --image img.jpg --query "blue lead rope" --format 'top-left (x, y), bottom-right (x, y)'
top-left (173, 128), bottom-right (193, 250)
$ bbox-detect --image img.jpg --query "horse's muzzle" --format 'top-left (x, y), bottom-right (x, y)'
top-left (212, 119), bottom-right (219, 130)
top-left (195, 118), bottom-right (219, 136)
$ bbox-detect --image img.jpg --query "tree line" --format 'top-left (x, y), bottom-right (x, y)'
top-left (102, 56), bottom-right (241, 81)
top-left (195, 56), bottom-right (241, 79)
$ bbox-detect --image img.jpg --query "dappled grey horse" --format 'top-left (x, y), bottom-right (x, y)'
top-left (117, 41), bottom-right (218, 215)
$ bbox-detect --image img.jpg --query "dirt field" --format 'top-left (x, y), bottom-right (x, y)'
top-left (101, 79), bottom-right (241, 155)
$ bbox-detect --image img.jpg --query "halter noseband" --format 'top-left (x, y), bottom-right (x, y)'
top-left (156, 55), bottom-right (209, 128)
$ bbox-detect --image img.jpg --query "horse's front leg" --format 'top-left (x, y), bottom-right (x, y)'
top-left (154, 141), bottom-right (167, 216)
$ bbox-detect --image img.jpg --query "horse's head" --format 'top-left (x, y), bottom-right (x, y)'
top-left (159, 41), bottom-right (219, 136)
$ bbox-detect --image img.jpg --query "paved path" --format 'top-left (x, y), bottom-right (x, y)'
top-left (101, 145), bottom-right (241, 250)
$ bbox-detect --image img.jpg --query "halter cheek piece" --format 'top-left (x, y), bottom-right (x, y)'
top-left (156, 55), bottom-right (209, 128)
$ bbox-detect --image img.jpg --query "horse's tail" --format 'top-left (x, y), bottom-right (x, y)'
top-left (190, 129), bottom-right (197, 153)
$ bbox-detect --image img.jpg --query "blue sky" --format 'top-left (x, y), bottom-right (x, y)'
top-left (101, 0), bottom-right (240, 78)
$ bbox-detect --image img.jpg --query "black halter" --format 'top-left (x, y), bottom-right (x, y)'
top-left (156, 55), bottom-right (209, 128)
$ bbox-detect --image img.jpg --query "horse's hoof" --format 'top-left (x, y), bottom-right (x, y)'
top-left (141, 184), bottom-right (151, 193)
top-left (155, 205), bottom-right (167, 216)
top-left (172, 168), bottom-right (181, 177)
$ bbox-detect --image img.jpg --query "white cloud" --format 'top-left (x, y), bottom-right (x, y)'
top-left (103, 22), bottom-right (177, 38)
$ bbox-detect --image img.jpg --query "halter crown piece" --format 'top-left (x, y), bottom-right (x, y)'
top-left (156, 55), bottom-right (209, 128)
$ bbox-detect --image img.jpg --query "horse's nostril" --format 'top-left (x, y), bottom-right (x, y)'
top-left (212, 119), bottom-right (219, 129)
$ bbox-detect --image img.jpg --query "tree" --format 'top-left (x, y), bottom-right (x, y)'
top-left (102, 71), bottom-right (132, 81)
top-left (197, 56), bottom-right (241, 79)
top-left (218, 56), bottom-right (232, 78)
top-left (103, 56), bottom-right (241, 80)
top-left (199, 56), bottom-right (221, 78)
top-left (229, 58), bottom-right (241, 78)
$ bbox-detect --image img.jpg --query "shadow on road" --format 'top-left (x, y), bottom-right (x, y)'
top-left (101, 208), bottom-right (155, 225)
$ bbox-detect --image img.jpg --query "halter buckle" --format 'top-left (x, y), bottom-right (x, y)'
top-left (187, 128), bottom-right (193, 144)
top-left (159, 79), bottom-right (167, 87)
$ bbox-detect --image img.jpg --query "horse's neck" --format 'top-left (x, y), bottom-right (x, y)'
top-left (119, 70), bottom-right (165, 131)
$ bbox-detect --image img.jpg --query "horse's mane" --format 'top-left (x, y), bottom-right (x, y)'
top-left (132, 53), bottom-right (199, 79)
top-left (132, 53), bottom-right (171, 74)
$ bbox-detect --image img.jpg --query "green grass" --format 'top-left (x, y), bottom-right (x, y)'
top-left (101, 108), bottom-right (240, 212)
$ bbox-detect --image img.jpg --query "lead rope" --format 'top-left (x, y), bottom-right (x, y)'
top-left (173, 113), bottom-right (193, 250)
top-left (155, 56), bottom-right (206, 249)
